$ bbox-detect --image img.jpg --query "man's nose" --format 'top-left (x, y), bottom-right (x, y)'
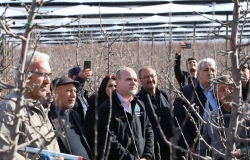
top-left (148, 76), bottom-right (153, 80)
top-left (131, 80), bottom-right (137, 85)
top-left (226, 88), bottom-right (232, 94)
top-left (44, 76), bottom-right (51, 84)
top-left (70, 92), bottom-right (76, 98)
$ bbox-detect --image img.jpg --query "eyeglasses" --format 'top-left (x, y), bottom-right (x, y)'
top-left (29, 71), bottom-right (52, 79)
top-left (140, 74), bottom-right (157, 80)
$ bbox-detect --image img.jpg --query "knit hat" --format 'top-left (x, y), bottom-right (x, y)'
top-left (68, 66), bottom-right (81, 77)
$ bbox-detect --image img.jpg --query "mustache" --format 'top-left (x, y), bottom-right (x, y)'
top-left (146, 81), bottom-right (155, 84)
top-left (222, 95), bottom-right (233, 100)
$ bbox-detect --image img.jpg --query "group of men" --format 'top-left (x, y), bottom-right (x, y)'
top-left (0, 40), bottom-right (249, 160)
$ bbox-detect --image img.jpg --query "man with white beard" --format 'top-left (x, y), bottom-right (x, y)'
top-left (198, 75), bottom-right (250, 159)
top-left (0, 51), bottom-right (60, 160)
top-left (97, 67), bottom-right (154, 160)
top-left (48, 76), bottom-right (92, 159)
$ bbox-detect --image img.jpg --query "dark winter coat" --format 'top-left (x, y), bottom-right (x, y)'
top-left (48, 103), bottom-right (92, 159)
top-left (137, 87), bottom-right (172, 160)
top-left (84, 94), bottom-right (107, 154)
top-left (174, 53), bottom-right (197, 88)
top-left (97, 90), bottom-right (154, 160)
top-left (73, 76), bottom-right (89, 125)
top-left (173, 82), bottom-right (216, 152)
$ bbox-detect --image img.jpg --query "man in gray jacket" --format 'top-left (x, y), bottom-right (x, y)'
top-left (197, 75), bottom-right (250, 159)
top-left (0, 51), bottom-right (60, 160)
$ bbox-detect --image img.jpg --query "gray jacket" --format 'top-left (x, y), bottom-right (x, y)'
top-left (0, 91), bottom-right (60, 160)
top-left (197, 103), bottom-right (250, 160)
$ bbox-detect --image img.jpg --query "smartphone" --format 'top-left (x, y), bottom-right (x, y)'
top-left (84, 61), bottom-right (91, 69)
top-left (185, 43), bottom-right (192, 49)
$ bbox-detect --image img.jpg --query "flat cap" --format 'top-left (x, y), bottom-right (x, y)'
top-left (53, 76), bottom-right (79, 88)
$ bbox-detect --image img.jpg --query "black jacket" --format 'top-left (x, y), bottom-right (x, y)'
top-left (73, 76), bottom-right (89, 125)
top-left (174, 53), bottom-right (196, 88)
top-left (173, 82), bottom-right (216, 150)
top-left (242, 79), bottom-right (250, 102)
top-left (84, 94), bottom-right (106, 155)
top-left (137, 87), bottom-right (173, 160)
top-left (97, 90), bottom-right (154, 160)
top-left (48, 103), bottom-right (92, 159)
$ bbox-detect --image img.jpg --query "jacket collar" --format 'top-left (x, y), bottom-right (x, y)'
top-left (139, 86), bottom-right (160, 97)
top-left (112, 89), bottom-right (139, 109)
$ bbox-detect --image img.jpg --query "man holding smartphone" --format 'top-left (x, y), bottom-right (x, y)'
top-left (174, 41), bottom-right (197, 88)
top-left (68, 63), bottom-right (92, 125)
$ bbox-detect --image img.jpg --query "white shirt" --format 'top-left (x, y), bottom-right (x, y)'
top-left (116, 91), bottom-right (133, 115)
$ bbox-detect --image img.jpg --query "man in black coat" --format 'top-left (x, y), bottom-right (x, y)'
top-left (68, 66), bottom-right (92, 125)
top-left (174, 42), bottom-right (197, 88)
top-left (97, 67), bottom-right (154, 160)
top-left (173, 58), bottom-right (217, 159)
top-left (137, 66), bottom-right (173, 160)
top-left (48, 76), bottom-right (92, 160)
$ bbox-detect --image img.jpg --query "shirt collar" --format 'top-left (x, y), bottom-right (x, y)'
top-left (53, 104), bottom-right (69, 117)
top-left (116, 90), bottom-right (133, 103)
top-left (116, 91), bottom-right (133, 115)
top-left (200, 83), bottom-right (214, 92)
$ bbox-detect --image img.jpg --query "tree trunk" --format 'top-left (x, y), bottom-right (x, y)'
top-left (9, 0), bottom-right (37, 159)
top-left (225, 0), bottom-right (241, 159)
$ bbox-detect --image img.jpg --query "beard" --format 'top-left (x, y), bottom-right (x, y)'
top-left (37, 89), bottom-right (47, 99)
top-left (66, 103), bottom-right (74, 109)
top-left (129, 89), bottom-right (138, 96)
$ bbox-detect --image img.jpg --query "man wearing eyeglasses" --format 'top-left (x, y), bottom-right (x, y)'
top-left (0, 51), bottom-right (60, 160)
top-left (137, 66), bottom-right (173, 160)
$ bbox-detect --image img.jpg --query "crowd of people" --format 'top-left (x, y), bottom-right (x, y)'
top-left (0, 41), bottom-right (249, 160)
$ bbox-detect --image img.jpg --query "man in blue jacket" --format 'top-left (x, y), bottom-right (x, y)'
top-left (97, 67), bottom-right (154, 160)
top-left (137, 66), bottom-right (173, 160)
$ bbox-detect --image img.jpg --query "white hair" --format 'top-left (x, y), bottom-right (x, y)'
top-left (13, 51), bottom-right (50, 83)
top-left (197, 58), bottom-right (216, 75)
